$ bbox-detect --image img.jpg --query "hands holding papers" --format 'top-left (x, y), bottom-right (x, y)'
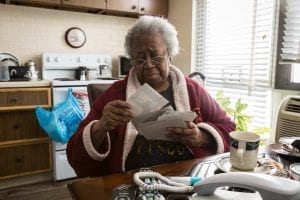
top-left (128, 84), bottom-right (196, 141)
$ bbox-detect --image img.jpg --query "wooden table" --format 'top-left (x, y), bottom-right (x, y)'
top-left (67, 154), bottom-right (223, 200)
top-left (67, 145), bottom-right (296, 200)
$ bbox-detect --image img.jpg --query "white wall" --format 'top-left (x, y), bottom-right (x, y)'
top-left (168, 0), bottom-right (194, 75)
top-left (0, 4), bottom-right (136, 77)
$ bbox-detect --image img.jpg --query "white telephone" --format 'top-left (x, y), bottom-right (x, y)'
top-left (192, 172), bottom-right (300, 200)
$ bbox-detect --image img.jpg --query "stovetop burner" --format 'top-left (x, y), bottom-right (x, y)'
top-left (54, 78), bottom-right (77, 81)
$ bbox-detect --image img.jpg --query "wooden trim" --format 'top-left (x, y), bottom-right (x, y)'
top-left (0, 168), bottom-right (52, 180)
top-left (0, 138), bottom-right (50, 147)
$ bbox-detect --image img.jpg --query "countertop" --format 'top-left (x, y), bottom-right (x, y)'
top-left (0, 80), bottom-right (51, 88)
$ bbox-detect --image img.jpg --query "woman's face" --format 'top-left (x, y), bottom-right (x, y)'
top-left (131, 33), bottom-right (170, 90)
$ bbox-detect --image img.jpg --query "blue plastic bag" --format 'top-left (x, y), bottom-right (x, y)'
top-left (35, 88), bottom-right (84, 144)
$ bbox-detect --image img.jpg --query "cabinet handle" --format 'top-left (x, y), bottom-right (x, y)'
top-left (10, 97), bottom-right (18, 103)
top-left (13, 124), bottom-right (20, 129)
top-left (131, 5), bottom-right (136, 10)
top-left (140, 7), bottom-right (145, 12)
top-left (16, 157), bottom-right (23, 163)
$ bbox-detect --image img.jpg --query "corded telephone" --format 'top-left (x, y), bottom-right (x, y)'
top-left (192, 172), bottom-right (300, 200)
top-left (113, 170), bottom-right (300, 200)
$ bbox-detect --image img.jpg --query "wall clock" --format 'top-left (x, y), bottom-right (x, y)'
top-left (65, 27), bottom-right (86, 48)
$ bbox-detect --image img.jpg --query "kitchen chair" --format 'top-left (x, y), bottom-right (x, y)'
top-left (189, 71), bottom-right (206, 86)
top-left (87, 83), bottom-right (112, 107)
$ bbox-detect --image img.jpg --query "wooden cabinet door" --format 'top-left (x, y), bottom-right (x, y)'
top-left (0, 87), bottom-right (52, 179)
top-left (0, 141), bottom-right (51, 179)
top-left (107, 0), bottom-right (138, 13)
top-left (62, 0), bottom-right (106, 9)
top-left (139, 0), bottom-right (168, 17)
top-left (0, 110), bottom-right (47, 144)
top-left (0, 88), bottom-right (51, 111)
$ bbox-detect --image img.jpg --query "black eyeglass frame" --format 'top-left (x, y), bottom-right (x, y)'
top-left (130, 55), bottom-right (168, 67)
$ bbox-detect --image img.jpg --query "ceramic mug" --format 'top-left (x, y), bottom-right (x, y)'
top-left (229, 131), bottom-right (260, 170)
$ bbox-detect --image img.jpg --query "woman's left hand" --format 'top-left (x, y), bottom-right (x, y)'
top-left (166, 121), bottom-right (211, 147)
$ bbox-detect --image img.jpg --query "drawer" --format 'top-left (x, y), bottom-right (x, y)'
top-left (0, 140), bottom-right (52, 179)
top-left (0, 110), bottom-right (48, 143)
top-left (0, 88), bottom-right (51, 110)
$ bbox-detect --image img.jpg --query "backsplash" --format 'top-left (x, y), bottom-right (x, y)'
top-left (0, 4), bottom-right (136, 77)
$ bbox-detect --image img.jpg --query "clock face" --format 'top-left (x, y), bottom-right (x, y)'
top-left (65, 27), bottom-right (86, 48)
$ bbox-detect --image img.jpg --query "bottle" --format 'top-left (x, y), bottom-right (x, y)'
top-left (80, 70), bottom-right (86, 81)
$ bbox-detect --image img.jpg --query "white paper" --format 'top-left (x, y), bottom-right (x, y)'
top-left (128, 83), bottom-right (197, 141)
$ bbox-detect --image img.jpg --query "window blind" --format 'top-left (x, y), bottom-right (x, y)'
top-left (195, 0), bottom-right (277, 129)
top-left (280, 0), bottom-right (300, 63)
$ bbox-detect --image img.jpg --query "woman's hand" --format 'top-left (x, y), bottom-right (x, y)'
top-left (166, 121), bottom-right (213, 147)
top-left (91, 100), bottom-right (133, 149)
top-left (98, 100), bottom-right (133, 132)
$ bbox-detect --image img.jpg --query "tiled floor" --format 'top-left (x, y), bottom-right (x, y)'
top-left (0, 179), bottom-right (76, 200)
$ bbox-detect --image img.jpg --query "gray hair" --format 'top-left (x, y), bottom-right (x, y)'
top-left (124, 16), bottom-right (179, 58)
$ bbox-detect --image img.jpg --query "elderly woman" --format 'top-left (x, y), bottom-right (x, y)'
top-left (67, 16), bottom-right (235, 178)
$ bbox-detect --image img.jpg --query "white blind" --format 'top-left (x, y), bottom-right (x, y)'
top-left (195, 0), bottom-right (277, 129)
top-left (280, 0), bottom-right (300, 63)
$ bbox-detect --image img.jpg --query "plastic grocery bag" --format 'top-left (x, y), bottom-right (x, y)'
top-left (35, 88), bottom-right (84, 144)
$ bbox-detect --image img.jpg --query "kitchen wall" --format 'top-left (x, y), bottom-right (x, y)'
top-left (0, 2), bottom-right (195, 78)
top-left (168, 0), bottom-right (194, 75)
top-left (0, 4), bottom-right (136, 77)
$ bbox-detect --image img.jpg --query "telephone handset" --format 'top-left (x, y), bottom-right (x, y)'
top-left (193, 172), bottom-right (300, 200)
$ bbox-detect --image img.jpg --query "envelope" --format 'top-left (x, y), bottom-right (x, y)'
top-left (128, 83), bottom-right (197, 141)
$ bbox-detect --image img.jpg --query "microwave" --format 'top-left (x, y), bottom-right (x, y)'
top-left (118, 55), bottom-right (133, 78)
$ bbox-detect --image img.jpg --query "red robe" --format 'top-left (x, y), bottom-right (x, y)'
top-left (67, 75), bottom-right (235, 178)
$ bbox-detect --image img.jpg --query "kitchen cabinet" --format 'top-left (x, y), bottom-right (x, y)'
top-left (139, 0), bottom-right (168, 17)
top-left (61, 0), bottom-right (106, 10)
top-left (10, 0), bottom-right (61, 5)
top-left (107, 0), bottom-right (139, 14)
top-left (4, 0), bottom-right (168, 17)
top-left (0, 87), bottom-right (52, 179)
top-left (107, 0), bottom-right (168, 17)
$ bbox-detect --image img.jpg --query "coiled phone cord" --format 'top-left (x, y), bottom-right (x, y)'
top-left (133, 171), bottom-right (194, 193)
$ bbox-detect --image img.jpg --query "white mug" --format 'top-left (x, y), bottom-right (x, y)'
top-left (229, 131), bottom-right (260, 170)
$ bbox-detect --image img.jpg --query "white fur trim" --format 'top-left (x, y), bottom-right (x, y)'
top-left (82, 120), bottom-right (111, 161)
top-left (197, 123), bottom-right (225, 154)
top-left (168, 65), bottom-right (190, 111)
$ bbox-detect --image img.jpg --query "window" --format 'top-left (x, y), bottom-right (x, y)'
top-left (275, 0), bottom-right (300, 90)
top-left (194, 0), bottom-right (277, 130)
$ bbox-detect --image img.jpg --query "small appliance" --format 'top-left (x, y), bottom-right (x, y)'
top-left (118, 55), bottom-right (132, 78)
top-left (0, 52), bottom-right (20, 81)
top-left (274, 95), bottom-right (300, 142)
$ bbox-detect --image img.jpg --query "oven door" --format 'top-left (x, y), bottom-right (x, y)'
top-left (52, 86), bottom-right (89, 180)
top-left (53, 150), bottom-right (76, 181)
top-left (52, 86), bottom-right (90, 116)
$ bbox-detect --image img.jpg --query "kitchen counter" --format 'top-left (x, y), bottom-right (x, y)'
top-left (0, 80), bottom-right (51, 88)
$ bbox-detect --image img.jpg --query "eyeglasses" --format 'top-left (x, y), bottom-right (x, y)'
top-left (131, 55), bottom-right (167, 67)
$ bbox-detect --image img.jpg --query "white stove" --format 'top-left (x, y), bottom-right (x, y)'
top-left (42, 52), bottom-right (117, 181)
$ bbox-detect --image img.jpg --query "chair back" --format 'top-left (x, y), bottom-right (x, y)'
top-left (189, 72), bottom-right (206, 86)
top-left (87, 83), bottom-right (112, 107)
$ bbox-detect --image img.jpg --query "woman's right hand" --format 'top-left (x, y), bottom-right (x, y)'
top-left (90, 100), bottom-right (133, 148)
top-left (98, 100), bottom-right (133, 132)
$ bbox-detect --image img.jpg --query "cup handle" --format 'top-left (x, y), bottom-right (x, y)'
top-left (237, 148), bottom-right (245, 163)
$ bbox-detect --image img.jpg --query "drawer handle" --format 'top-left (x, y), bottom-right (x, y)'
top-left (140, 7), bottom-right (145, 12)
top-left (13, 124), bottom-right (19, 129)
top-left (16, 157), bottom-right (23, 163)
top-left (131, 5), bottom-right (136, 10)
top-left (10, 97), bottom-right (18, 103)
